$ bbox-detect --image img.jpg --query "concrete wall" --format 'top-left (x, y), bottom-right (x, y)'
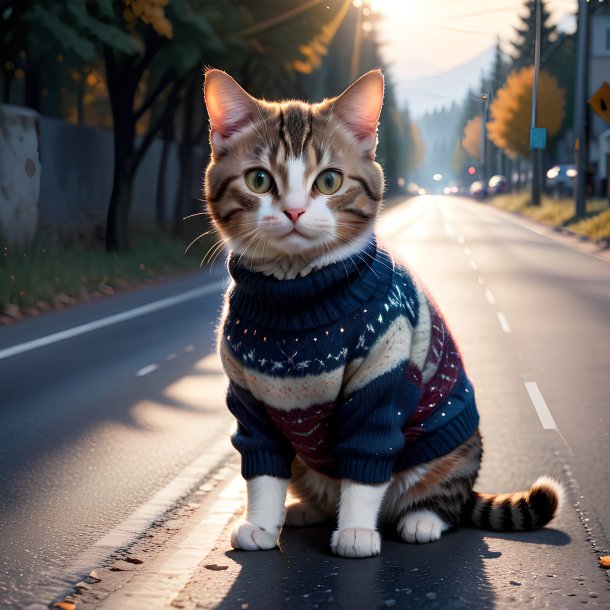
top-left (38, 116), bottom-right (205, 223)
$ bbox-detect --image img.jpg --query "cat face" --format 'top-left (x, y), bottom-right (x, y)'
top-left (203, 70), bottom-right (385, 273)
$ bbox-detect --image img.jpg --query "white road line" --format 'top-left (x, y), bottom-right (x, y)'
top-left (444, 222), bottom-right (457, 237)
top-left (496, 311), bottom-right (511, 333)
top-left (485, 288), bottom-right (496, 305)
top-left (136, 364), bottom-right (159, 377)
top-left (478, 276), bottom-right (485, 285)
top-left (469, 260), bottom-right (478, 271)
top-left (524, 382), bottom-right (558, 430)
top-left (66, 434), bottom-right (233, 585)
top-left (0, 280), bottom-right (225, 361)
top-left (457, 235), bottom-right (465, 244)
top-left (464, 246), bottom-right (471, 255)
top-left (97, 473), bottom-right (244, 610)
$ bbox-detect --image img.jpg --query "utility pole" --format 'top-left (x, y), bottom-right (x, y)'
top-left (574, 0), bottom-right (589, 218)
top-left (530, 0), bottom-right (543, 206)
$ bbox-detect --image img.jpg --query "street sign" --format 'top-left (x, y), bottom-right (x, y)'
top-left (588, 82), bottom-right (610, 125)
top-left (530, 127), bottom-right (546, 150)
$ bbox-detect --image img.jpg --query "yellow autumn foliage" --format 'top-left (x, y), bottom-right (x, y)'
top-left (408, 122), bottom-right (425, 170)
top-left (462, 115), bottom-right (482, 160)
top-left (487, 66), bottom-right (565, 159)
top-left (292, 0), bottom-right (351, 74)
top-left (123, 0), bottom-right (173, 39)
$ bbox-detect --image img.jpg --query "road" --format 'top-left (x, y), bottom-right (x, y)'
top-left (0, 195), bottom-right (609, 609)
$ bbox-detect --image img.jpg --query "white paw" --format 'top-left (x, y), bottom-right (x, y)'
top-left (230, 521), bottom-right (280, 551)
top-left (285, 501), bottom-right (329, 527)
top-left (331, 527), bottom-right (381, 558)
top-left (397, 509), bottom-right (448, 544)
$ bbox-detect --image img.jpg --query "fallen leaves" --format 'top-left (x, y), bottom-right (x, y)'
top-left (53, 596), bottom-right (76, 610)
top-left (599, 556), bottom-right (610, 568)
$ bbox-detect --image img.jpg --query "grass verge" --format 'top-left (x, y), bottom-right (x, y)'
top-left (489, 193), bottom-right (610, 243)
top-left (0, 234), bottom-right (209, 323)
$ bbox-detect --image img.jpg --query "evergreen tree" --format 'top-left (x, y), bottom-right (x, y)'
top-left (511, 0), bottom-right (556, 69)
top-left (490, 38), bottom-right (510, 94)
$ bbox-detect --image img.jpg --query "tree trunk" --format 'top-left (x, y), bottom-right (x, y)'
top-left (106, 122), bottom-right (135, 252)
top-left (104, 49), bottom-right (137, 252)
top-left (24, 60), bottom-right (40, 111)
top-left (156, 118), bottom-right (173, 229)
top-left (173, 75), bottom-right (197, 236)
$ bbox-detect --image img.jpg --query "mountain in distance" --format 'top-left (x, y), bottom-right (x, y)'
top-left (393, 45), bottom-right (496, 117)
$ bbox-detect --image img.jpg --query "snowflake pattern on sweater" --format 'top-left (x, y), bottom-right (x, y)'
top-left (219, 238), bottom-right (479, 483)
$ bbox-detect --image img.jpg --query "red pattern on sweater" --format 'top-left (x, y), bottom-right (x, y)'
top-left (265, 401), bottom-right (337, 473)
top-left (404, 305), bottom-right (462, 445)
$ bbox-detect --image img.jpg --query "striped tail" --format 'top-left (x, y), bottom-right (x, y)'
top-left (469, 476), bottom-right (563, 531)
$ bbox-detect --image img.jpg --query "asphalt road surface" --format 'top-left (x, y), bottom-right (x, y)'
top-left (0, 195), bottom-right (609, 609)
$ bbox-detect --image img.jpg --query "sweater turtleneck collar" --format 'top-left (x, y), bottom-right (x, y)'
top-left (226, 237), bottom-right (394, 330)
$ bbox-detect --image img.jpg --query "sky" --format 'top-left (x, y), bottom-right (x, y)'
top-left (371, 0), bottom-right (577, 114)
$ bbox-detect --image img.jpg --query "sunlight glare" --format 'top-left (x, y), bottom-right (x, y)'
top-left (370, 0), bottom-right (429, 20)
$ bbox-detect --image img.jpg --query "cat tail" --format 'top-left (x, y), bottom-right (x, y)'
top-left (467, 476), bottom-right (563, 531)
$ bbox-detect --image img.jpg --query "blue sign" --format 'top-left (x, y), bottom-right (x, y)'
top-left (530, 127), bottom-right (547, 150)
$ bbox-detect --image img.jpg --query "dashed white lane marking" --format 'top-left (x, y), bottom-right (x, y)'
top-left (457, 235), bottom-right (465, 244)
top-left (496, 311), bottom-right (511, 333)
top-left (97, 473), bottom-right (244, 610)
top-left (184, 344), bottom-right (195, 353)
top-left (464, 246), bottom-right (471, 255)
top-left (478, 276), bottom-right (485, 285)
top-left (166, 353), bottom-right (177, 361)
top-left (444, 222), bottom-right (457, 236)
top-left (0, 281), bottom-right (225, 361)
top-left (485, 288), bottom-right (496, 305)
top-left (524, 382), bottom-right (558, 430)
top-left (67, 434), bottom-right (233, 586)
top-left (136, 364), bottom-right (159, 377)
top-left (469, 260), bottom-right (478, 271)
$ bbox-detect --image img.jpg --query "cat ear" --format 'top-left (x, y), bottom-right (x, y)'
top-left (332, 70), bottom-right (384, 158)
top-left (204, 70), bottom-right (258, 151)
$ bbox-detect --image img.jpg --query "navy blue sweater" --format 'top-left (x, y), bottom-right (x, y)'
top-left (218, 238), bottom-right (479, 483)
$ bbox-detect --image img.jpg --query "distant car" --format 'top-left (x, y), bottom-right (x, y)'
top-left (469, 180), bottom-right (487, 199)
top-left (546, 164), bottom-right (577, 196)
top-left (487, 175), bottom-right (509, 195)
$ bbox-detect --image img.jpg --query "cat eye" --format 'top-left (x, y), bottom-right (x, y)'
top-left (314, 170), bottom-right (342, 195)
top-left (245, 169), bottom-right (273, 194)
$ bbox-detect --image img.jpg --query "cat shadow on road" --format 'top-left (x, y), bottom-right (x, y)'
top-left (215, 525), bottom-right (512, 610)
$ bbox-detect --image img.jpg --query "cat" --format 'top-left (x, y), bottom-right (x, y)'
top-left (203, 68), bottom-right (562, 558)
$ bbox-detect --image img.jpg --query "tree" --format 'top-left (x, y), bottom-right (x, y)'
top-left (407, 122), bottom-right (425, 173)
top-left (511, 0), bottom-right (557, 69)
top-left (487, 66), bottom-right (565, 160)
top-left (462, 116), bottom-right (483, 160)
top-left (0, 1), bottom-right (136, 108)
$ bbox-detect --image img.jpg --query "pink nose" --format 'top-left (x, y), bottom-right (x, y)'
top-left (284, 208), bottom-right (307, 224)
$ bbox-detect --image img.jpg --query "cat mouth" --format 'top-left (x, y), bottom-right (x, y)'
top-left (284, 228), bottom-right (309, 238)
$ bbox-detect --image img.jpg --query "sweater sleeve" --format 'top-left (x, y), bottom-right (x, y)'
top-left (333, 365), bottom-right (422, 483)
top-left (227, 381), bottom-right (295, 480)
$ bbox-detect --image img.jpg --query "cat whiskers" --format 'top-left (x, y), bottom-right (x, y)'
top-left (200, 223), bottom-right (259, 268)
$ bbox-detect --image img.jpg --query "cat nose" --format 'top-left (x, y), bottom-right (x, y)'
top-left (283, 208), bottom-right (307, 224)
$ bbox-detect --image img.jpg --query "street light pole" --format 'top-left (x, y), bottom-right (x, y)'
top-left (480, 92), bottom-right (489, 188)
top-left (574, 0), bottom-right (589, 218)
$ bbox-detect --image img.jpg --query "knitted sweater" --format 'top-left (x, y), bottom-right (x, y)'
top-left (219, 237), bottom-right (479, 484)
